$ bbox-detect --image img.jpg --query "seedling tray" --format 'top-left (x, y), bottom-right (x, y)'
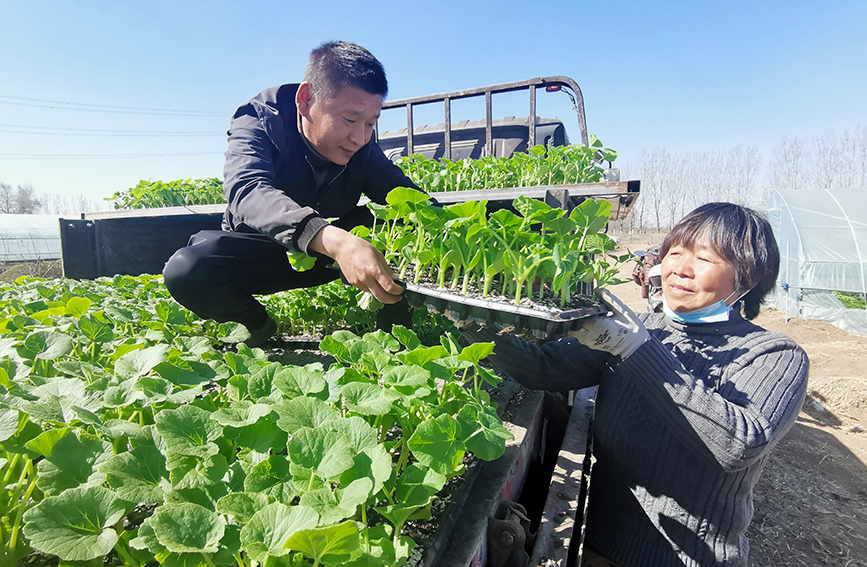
top-left (400, 281), bottom-right (607, 340)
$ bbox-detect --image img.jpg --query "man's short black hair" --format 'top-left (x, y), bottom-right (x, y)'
top-left (302, 40), bottom-right (388, 101)
top-left (660, 202), bottom-right (780, 320)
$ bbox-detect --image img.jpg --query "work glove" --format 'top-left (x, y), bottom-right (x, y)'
top-left (568, 288), bottom-right (648, 359)
top-left (443, 307), bottom-right (476, 331)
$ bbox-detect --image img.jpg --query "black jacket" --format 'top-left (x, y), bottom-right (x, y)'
top-left (221, 83), bottom-right (418, 253)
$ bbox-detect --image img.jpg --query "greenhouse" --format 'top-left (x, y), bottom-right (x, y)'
top-left (0, 214), bottom-right (61, 263)
top-left (766, 187), bottom-right (867, 335)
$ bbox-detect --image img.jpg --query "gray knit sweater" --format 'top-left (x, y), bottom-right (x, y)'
top-left (462, 308), bottom-right (809, 567)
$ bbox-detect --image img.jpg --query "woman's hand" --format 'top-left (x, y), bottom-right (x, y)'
top-left (569, 288), bottom-right (649, 358)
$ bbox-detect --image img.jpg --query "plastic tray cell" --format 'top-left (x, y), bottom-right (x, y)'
top-left (400, 282), bottom-right (607, 341)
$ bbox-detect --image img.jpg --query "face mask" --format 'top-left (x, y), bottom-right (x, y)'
top-left (662, 290), bottom-right (744, 324)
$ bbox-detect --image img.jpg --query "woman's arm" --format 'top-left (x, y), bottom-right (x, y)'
top-left (461, 323), bottom-right (611, 392)
top-left (619, 333), bottom-right (809, 471)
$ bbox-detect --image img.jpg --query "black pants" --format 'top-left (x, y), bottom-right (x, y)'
top-left (163, 229), bottom-right (340, 330)
top-left (162, 208), bottom-right (412, 331)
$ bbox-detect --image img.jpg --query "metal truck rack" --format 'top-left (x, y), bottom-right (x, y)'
top-left (377, 76), bottom-right (590, 161)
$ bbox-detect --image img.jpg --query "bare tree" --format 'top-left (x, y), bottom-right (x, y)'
top-left (39, 192), bottom-right (107, 216)
top-left (832, 127), bottom-right (867, 189)
top-left (636, 148), bottom-right (674, 230)
top-left (14, 184), bottom-right (41, 214)
top-left (0, 182), bottom-right (14, 213)
top-left (0, 182), bottom-right (41, 214)
top-left (772, 136), bottom-right (807, 191)
top-left (725, 146), bottom-right (763, 206)
top-left (692, 152), bottom-right (723, 204)
top-left (661, 155), bottom-right (689, 226)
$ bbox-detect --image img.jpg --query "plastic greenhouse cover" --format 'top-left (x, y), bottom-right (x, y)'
top-left (768, 187), bottom-right (867, 294)
top-left (0, 214), bottom-right (61, 262)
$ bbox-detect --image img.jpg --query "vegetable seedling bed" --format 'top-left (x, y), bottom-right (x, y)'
top-left (400, 280), bottom-right (607, 341)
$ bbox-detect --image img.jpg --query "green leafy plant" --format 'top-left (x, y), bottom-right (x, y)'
top-left (359, 188), bottom-right (629, 306)
top-left (396, 139), bottom-right (617, 193)
top-left (834, 291), bottom-right (866, 310)
top-left (0, 274), bottom-right (511, 567)
top-left (107, 178), bottom-right (225, 210)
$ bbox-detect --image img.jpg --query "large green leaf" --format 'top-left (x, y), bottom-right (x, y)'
top-left (457, 404), bottom-right (513, 461)
top-left (115, 344), bottom-right (170, 379)
top-left (155, 404), bottom-right (223, 459)
top-left (395, 464), bottom-right (446, 505)
top-left (101, 444), bottom-right (168, 504)
top-left (26, 428), bottom-right (111, 496)
top-left (273, 365), bottom-right (328, 399)
top-left (101, 380), bottom-right (148, 408)
top-left (341, 382), bottom-right (397, 416)
top-left (22, 377), bottom-right (101, 425)
top-left (284, 520), bottom-right (361, 566)
top-left (570, 197), bottom-right (612, 235)
top-left (150, 502), bottom-right (226, 553)
top-left (360, 329), bottom-right (401, 353)
top-left (390, 325), bottom-right (421, 350)
top-left (154, 361), bottom-right (217, 386)
top-left (23, 485), bottom-right (127, 561)
top-left (385, 186), bottom-right (430, 207)
top-left (382, 365), bottom-right (431, 388)
top-left (22, 330), bottom-right (74, 360)
top-left (210, 401), bottom-right (273, 428)
top-left (288, 427), bottom-right (354, 481)
top-left (247, 362), bottom-right (282, 400)
top-left (457, 342), bottom-right (495, 364)
top-left (0, 406), bottom-right (21, 442)
top-left (240, 503), bottom-right (319, 563)
top-left (299, 478), bottom-right (372, 526)
top-left (168, 453), bottom-right (230, 490)
top-left (274, 396), bottom-right (338, 434)
top-left (77, 314), bottom-right (115, 343)
top-left (325, 417), bottom-right (392, 493)
top-left (320, 416), bottom-right (378, 452)
top-left (245, 454), bottom-right (295, 502)
top-left (337, 442), bottom-right (392, 497)
top-left (407, 414), bottom-right (465, 475)
top-left (230, 417), bottom-right (288, 453)
top-left (396, 345), bottom-right (448, 368)
top-left (53, 359), bottom-right (113, 382)
top-left (216, 492), bottom-right (271, 524)
top-left (137, 377), bottom-right (204, 405)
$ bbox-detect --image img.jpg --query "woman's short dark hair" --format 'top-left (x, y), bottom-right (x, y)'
top-left (302, 41), bottom-right (388, 102)
top-left (659, 202), bottom-right (780, 320)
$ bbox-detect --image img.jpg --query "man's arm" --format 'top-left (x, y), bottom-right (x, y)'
top-left (308, 224), bottom-right (404, 303)
top-left (223, 109), bottom-right (325, 252)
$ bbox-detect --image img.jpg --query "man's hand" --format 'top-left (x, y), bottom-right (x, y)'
top-left (309, 225), bottom-right (404, 304)
top-left (568, 288), bottom-right (648, 359)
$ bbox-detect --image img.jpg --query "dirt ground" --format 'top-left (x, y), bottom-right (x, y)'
top-left (612, 233), bottom-right (867, 567)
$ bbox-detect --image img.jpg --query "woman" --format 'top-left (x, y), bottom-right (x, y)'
top-left (458, 203), bottom-right (809, 567)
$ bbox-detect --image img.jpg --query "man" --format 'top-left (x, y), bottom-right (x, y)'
top-left (163, 41), bottom-right (419, 346)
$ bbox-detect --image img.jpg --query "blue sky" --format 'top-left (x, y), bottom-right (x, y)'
top-left (1, 0), bottom-right (865, 206)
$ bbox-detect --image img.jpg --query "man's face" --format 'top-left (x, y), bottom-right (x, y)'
top-left (297, 83), bottom-right (382, 165)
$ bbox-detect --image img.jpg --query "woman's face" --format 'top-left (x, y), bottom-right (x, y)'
top-left (661, 240), bottom-right (737, 312)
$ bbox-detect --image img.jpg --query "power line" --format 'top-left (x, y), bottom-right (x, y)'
top-left (0, 123), bottom-right (222, 137)
top-left (0, 95), bottom-right (225, 117)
